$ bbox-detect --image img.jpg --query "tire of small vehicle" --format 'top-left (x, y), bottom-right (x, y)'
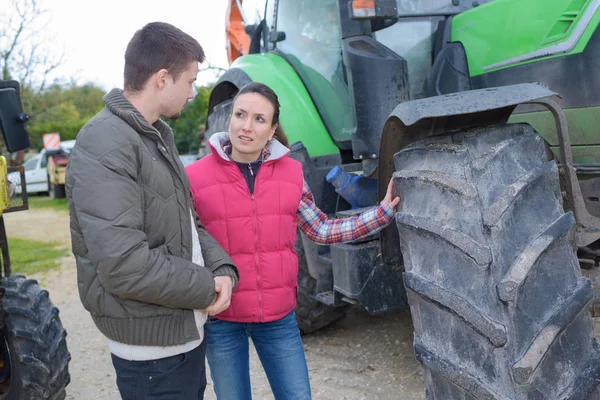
top-left (393, 123), bottom-right (600, 399)
top-left (48, 176), bottom-right (65, 199)
top-left (1, 275), bottom-right (70, 400)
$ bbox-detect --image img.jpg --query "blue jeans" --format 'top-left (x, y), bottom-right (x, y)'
top-left (205, 310), bottom-right (311, 400)
top-left (111, 339), bottom-right (207, 399)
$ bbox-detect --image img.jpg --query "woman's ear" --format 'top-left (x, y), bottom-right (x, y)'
top-left (270, 124), bottom-right (278, 141)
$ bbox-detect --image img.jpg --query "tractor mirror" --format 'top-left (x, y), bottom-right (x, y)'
top-left (0, 81), bottom-right (29, 153)
top-left (268, 31), bottom-right (286, 43)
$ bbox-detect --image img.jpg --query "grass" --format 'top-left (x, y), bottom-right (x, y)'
top-left (27, 196), bottom-right (69, 212)
top-left (7, 238), bottom-right (67, 275)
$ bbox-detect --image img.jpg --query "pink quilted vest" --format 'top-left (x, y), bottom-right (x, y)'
top-left (186, 133), bottom-right (303, 323)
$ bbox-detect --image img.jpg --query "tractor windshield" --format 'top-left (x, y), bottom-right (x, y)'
top-left (276, 0), bottom-right (355, 144)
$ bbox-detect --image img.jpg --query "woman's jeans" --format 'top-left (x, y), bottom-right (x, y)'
top-left (205, 310), bottom-right (311, 400)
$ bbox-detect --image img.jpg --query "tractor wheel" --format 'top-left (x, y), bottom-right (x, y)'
top-left (48, 177), bottom-right (65, 199)
top-left (294, 236), bottom-right (350, 334)
top-left (393, 123), bottom-right (600, 399)
top-left (0, 276), bottom-right (70, 400)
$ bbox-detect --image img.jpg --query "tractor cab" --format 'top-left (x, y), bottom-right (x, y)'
top-left (245, 0), bottom-right (492, 164)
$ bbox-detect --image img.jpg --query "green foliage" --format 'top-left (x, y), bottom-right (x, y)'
top-left (22, 83), bottom-right (106, 150)
top-left (9, 237), bottom-right (67, 275)
top-left (167, 86), bottom-right (212, 154)
top-left (18, 81), bottom-right (213, 154)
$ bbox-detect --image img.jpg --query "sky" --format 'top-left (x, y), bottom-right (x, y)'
top-left (1, 0), bottom-right (265, 91)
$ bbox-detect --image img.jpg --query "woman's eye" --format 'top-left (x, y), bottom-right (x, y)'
top-left (257, 117), bottom-right (264, 123)
top-left (235, 112), bottom-right (244, 118)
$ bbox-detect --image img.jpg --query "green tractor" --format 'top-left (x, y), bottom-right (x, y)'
top-left (0, 81), bottom-right (70, 399)
top-left (208, 0), bottom-right (600, 397)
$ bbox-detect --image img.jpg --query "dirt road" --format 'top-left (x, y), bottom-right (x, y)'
top-left (5, 207), bottom-right (424, 399)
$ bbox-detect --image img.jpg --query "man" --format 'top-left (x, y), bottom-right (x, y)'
top-left (66, 22), bottom-right (238, 399)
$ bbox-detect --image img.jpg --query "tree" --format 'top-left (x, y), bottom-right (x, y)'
top-left (167, 86), bottom-right (212, 154)
top-left (25, 83), bottom-right (105, 150)
top-left (0, 0), bottom-right (63, 92)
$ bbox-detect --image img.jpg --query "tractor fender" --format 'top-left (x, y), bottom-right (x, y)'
top-left (206, 68), bottom-right (252, 121)
top-left (207, 53), bottom-right (339, 158)
top-left (378, 83), bottom-right (560, 265)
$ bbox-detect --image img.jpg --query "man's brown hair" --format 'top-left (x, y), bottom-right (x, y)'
top-left (124, 22), bottom-right (205, 92)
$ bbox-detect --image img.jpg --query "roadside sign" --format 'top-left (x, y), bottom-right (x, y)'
top-left (42, 133), bottom-right (61, 150)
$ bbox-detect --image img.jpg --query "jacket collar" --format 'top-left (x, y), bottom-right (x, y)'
top-left (104, 89), bottom-right (172, 145)
top-left (208, 131), bottom-right (290, 163)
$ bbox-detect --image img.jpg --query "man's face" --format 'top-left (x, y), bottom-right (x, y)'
top-left (162, 60), bottom-right (198, 120)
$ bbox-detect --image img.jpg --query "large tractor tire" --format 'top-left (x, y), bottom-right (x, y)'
top-left (393, 123), bottom-right (600, 399)
top-left (0, 275), bottom-right (70, 400)
top-left (294, 236), bottom-right (350, 334)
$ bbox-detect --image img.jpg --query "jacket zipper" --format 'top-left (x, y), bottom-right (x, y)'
top-left (156, 141), bottom-right (193, 252)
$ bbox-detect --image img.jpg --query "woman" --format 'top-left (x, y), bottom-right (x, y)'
top-left (186, 82), bottom-right (399, 400)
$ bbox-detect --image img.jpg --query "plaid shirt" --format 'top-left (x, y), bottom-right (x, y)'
top-left (297, 180), bottom-right (394, 244)
top-left (222, 139), bottom-right (393, 244)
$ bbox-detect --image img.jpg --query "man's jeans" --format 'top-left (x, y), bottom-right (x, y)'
top-left (205, 310), bottom-right (311, 400)
top-left (111, 339), bottom-right (207, 400)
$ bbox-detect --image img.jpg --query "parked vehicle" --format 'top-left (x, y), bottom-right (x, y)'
top-left (11, 140), bottom-right (75, 196)
top-left (179, 154), bottom-right (198, 167)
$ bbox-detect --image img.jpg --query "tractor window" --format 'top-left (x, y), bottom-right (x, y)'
top-left (374, 17), bottom-right (444, 100)
top-left (240, 0), bottom-right (265, 25)
top-left (276, 0), bottom-right (355, 144)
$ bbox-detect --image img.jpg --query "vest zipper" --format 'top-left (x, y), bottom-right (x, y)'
top-left (251, 191), bottom-right (263, 322)
top-left (233, 158), bottom-right (264, 321)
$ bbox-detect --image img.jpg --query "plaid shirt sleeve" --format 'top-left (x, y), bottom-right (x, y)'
top-left (296, 180), bottom-right (394, 245)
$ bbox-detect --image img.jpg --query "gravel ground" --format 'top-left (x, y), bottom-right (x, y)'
top-left (6, 206), bottom-right (600, 399)
top-left (5, 207), bottom-right (424, 400)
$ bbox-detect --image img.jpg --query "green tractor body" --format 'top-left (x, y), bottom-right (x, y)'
top-left (208, 0), bottom-right (600, 396)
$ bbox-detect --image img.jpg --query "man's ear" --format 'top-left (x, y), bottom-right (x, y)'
top-left (155, 69), bottom-right (170, 89)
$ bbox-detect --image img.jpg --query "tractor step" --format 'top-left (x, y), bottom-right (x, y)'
top-left (313, 291), bottom-right (335, 306)
top-left (313, 291), bottom-right (358, 307)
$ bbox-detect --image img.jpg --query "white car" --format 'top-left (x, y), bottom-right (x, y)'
top-left (179, 154), bottom-right (198, 167)
top-left (11, 140), bottom-right (76, 195)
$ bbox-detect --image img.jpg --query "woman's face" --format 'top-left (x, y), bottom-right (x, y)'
top-left (229, 92), bottom-right (277, 163)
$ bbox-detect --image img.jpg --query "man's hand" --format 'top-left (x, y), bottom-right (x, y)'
top-left (384, 177), bottom-right (400, 210)
top-left (206, 276), bottom-right (234, 316)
